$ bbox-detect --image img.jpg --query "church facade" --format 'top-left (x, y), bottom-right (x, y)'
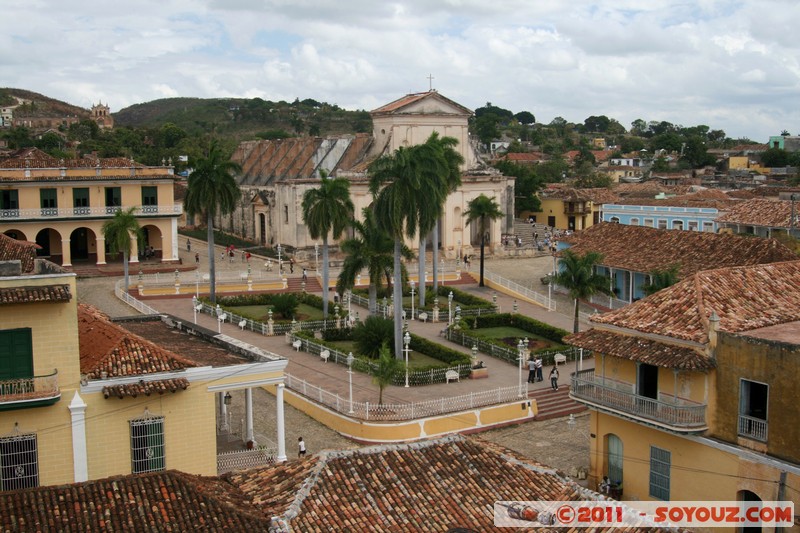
top-left (218, 91), bottom-right (515, 261)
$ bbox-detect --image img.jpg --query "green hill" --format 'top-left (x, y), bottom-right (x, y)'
top-left (0, 88), bottom-right (89, 119)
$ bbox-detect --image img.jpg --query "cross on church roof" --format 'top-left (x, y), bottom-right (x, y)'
top-left (427, 73), bottom-right (435, 91)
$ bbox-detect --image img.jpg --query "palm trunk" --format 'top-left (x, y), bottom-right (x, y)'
top-left (479, 218), bottom-right (486, 287)
top-left (393, 239), bottom-right (403, 359)
top-left (432, 219), bottom-right (440, 291)
top-left (322, 237), bottom-right (329, 318)
top-left (123, 250), bottom-right (130, 294)
top-left (418, 235), bottom-right (426, 308)
top-left (573, 298), bottom-right (580, 333)
top-left (207, 214), bottom-right (216, 304)
top-left (368, 282), bottom-right (377, 314)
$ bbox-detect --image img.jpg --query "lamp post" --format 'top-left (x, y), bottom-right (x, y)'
top-left (471, 343), bottom-right (479, 367)
top-left (410, 280), bottom-right (416, 321)
top-left (517, 339), bottom-right (525, 398)
top-left (195, 271), bottom-right (200, 297)
top-left (277, 244), bottom-right (282, 274)
top-left (192, 295), bottom-right (198, 324)
top-left (383, 296), bottom-right (388, 318)
top-left (448, 290), bottom-right (453, 325)
top-left (403, 331), bottom-right (411, 388)
top-left (347, 352), bottom-right (354, 414)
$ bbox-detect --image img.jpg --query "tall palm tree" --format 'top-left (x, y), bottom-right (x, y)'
top-left (642, 264), bottom-right (680, 296)
top-left (370, 139), bottom-right (450, 357)
top-left (102, 207), bottom-right (142, 294)
top-left (417, 134), bottom-right (463, 307)
top-left (184, 140), bottom-right (241, 305)
top-left (552, 249), bottom-right (613, 333)
top-left (337, 208), bottom-right (413, 313)
top-left (301, 175), bottom-right (354, 318)
top-left (464, 194), bottom-right (503, 287)
top-left (373, 343), bottom-right (403, 405)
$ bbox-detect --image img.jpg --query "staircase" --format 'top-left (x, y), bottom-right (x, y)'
top-left (511, 219), bottom-right (550, 249)
top-left (285, 276), bottom-right (322, 293)
top-left (529, 386), bottom-right (587, 421)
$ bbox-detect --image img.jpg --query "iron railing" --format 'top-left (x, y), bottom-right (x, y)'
top-left (0, 204), bottom-right (182, 220)
top-left (571, 368), bottom-right (707, 431)
top-left (0, 370), bottom-right (59, 401)
top-left (738, 414), bottom-right (768, 442)
top-left (447, 329), bottom-right (583, 366)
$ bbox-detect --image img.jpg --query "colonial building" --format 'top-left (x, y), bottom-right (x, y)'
top-left (0, 233), bottom-right (288, 489)
top-left (90, 101), bottom-right (114, 129)
top-left (0, 148), bottom-right (181, 267)
top-left (715, 196), bottom-right (800, 239)
top-left (527, 187), bottom-right (619, 231)
top-left (221, 91), bottom-right (515, 260)
top-left (566, 260), bottom-right (800, 511)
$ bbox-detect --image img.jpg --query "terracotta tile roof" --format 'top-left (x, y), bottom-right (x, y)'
top-left (561, 222), bottom-right (797, 277)
top-left (563, 149), bottom-right (613, 163)
top-left (502, 152), bottom-right (545, 162)
top-left (0, 470), bottom-right (271, 531)
top-left (370, 90), bottom-right (472, 115)
top-left (0, 152), bottom-right (146, 169)
top-left (589, 260), bottom-right (800, 343)
top-left (0, 284), bottom-right (71, 304)
top-left (566, 329), bottom-right (714, 370)
top-left (715, 198), bottom-right (799, 227)
top-left (102, 377), bottom-right (190, 399)
top-left (612, 182), bottom-right (680, 197)
top-left (228, 435), bottom-right (665, 532)
top-left (729, 143), bottom-right (768, 152)
top-left (0, 232), bottom-right (38, 272)
top-left (543, 187), bottom-right (619, 204)
top-left (78, 304), bottom-right (196, 378)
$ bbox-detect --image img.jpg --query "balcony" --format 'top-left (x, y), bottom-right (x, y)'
top-left (738, 414), bottom-right (767, 442)
top-left (0, 204), bottom-right (182, 221)
top-left (570, 369), bottom-right (707, 432)
top-left (0, 370), bottom-right (61, 411)
top-left (563, 203), bottom-right (590, 215)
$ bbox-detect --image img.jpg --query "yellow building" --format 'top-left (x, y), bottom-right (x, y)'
top-left (0, 148), bottom-right (181, 268)
top-left (0, 235), bottom-right (288, 488)
top-left (528, 187), bottom-right (619, 231)
top-left (566, 260), bottom-right (800, 518)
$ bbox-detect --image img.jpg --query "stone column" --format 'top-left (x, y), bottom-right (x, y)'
top-left (68, 392), bottom-right (88, 482)
top-left (245, 388), bottom-right (255, 446)
top-left (276, 384), bottom-right (287, 462)
top-left (95, 237), bottom-right (107, 265)
top-left (61, 238), bottom-right (72, 267)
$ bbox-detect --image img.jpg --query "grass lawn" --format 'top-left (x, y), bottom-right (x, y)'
top-left (472, 326), bottom-right (559, 351)
top-left (325, 341), bottom-right (447, 368)
top-left (227, 303), bottom-right (324, 322)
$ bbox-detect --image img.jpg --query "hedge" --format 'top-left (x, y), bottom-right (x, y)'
top-left (470, 313), bottom-right (568, 344)
top-left (200, 292), bottom-right (335, 322)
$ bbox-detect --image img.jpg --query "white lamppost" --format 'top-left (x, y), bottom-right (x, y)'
top-left (410, 280), bottom-right (416, 321)
top-left (314, 243), bottom-right (319, 274)
top-left (347, 352), bottom-right (355, 414)
top-left (195, 271), bottom-right (200, 297)
top-left (403, 331), bottom-right (411, 388)
top-left (471, 343), bottom-right (479, 367)
top-left (448, 290), bottom-right (453, 324)
top-left (192, 295), bottom-right (198, 324)
top-left (517, 339), bottom-right (525, 398)
top-left (277, 244), bottom-right (282, 274)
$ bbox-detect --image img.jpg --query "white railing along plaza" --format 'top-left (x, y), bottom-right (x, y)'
top-left (482, 269), bottom-right (553, 311)
top-left (285, 372), bottom-right (521, 421)
top-left (115, 280), bottom-right (161, 315)
top-left (0, 204), bottom-right (182, 220)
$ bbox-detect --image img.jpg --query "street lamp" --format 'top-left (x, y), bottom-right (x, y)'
top-left (517, 339), bottom-right (525, 398)
top-left (403, 331), bottom-right (411, 388)
top-left (347, 352), bottom-right (355, 414)
top-left (448, 291), bottom-right (453, 324)
top-left (223, 392), bottom-right (232, 406)
top-left (410, 280), bottom-right (416, 320)
top-left (192, 295), bottom-right (198, 323)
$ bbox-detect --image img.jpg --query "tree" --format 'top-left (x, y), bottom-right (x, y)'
top-left (761, 148), bottom-right (789, 168)
top-left (463, 195), bottom-right (503, 287)
top-left (551, 250), bottom-right (613, 333)
top-left (583, 115), bottom-right (611, 133)
top-left (183, 140), bottom-right (242, 305)
top-left (641, 265), bottom-right (680, 296)
top-left (337, 207), bottom-right (412, 313)
top-left (514, 111), bottom-right (535, 125)
top-left (474, 113), bottom-right (501, 146)
top-left (651, 156), bottom-right (670, 172)
top-left (354, 316), bottom-right (395, 359)
top-left (372, 343), bottom-right (403, 405)
top-left (301, 174), bottom-right (354, 318)
top-left (101, 207), bottom-right (143, 294)
top-left (370, 135), bottom-right (451, 358)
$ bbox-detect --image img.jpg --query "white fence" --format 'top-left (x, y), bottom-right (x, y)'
top-left (114, 280), bottom-right (161, 315)
top-left (217, 447), bottom-right (277, 474)
top-left (285, 373), bottom-right (521, 421)
top-left (482, 269), bottom-right (554, 310)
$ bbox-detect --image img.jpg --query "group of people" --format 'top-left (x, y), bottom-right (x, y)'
top-left (502, 235), bottom-right (524, 247)
top-left (527, 356), bottom-right (560, 390)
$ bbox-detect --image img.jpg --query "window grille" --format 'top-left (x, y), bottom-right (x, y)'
top-left (649, 446), bottom-right (670, 500)
top-left (130, 415), bottom-right (165, 473)
top-left (0, 433), bottom-right (38, 490)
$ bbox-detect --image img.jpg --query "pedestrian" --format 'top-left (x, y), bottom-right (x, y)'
top-left (549, 366), bottom-right (559, 390)
top-left (195, 252), bottom-right (199, 264)
top-left (527, 357), bottom-right (536, 383)
top-left (245, 251), bottom-right (251, 262)
top-left (221, 251), bottom-right (226, 262)
top-left (535, 356), bottom-right (543, 382)
top-left (302, 268), bottom-right (307, 282)
top-left (229, 248), bottom-right (235, 263)
top-left (186, 239), bottom-right (191, 252)
top-left (298, 436), bottom-right (306, 458)
top-left (242, 250), bottom-right (246, 262)
top-left (289, 258), bottom-right (294, 273)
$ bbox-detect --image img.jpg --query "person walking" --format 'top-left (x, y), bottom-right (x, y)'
top-left (186, 239), bottom-right (191, 252)
top-left (535, 356), bottom-right (543, 382)
top-left (527, 357), bottom-right (536, 383)
top-left (302, 268), bottom-right (308, 282)
top-left (549, 366), bottom-right (559, 391)
top-left (298, 437), bottom-right (306, 458)
top-left (195, 252), bottom-right (199, 264)
top-left (289, 258), bottom-right (294, 273)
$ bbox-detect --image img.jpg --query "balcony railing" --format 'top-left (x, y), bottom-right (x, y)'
top-left (0, 370), bottom-right (60, 408)
top-left (571, 369), bottom-right (707, 432)
top-left (738, 414), bottom-right (768, 442)
top-left (0, 204), bottom-right (182, 221)
top-left (563, 204), bottom-right (590, 215)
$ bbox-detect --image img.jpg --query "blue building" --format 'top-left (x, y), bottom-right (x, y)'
top-left (602, 203), bottom-right (719, 232)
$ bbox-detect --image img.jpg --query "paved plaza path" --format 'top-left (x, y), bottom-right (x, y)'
top-left (77, 236), bottom-right (592, 476)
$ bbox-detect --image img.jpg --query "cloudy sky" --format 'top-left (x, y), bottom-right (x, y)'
top-left (4, 0), bottom-right (798, 141)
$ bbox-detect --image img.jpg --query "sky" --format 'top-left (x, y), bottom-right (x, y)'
top-left (3, 0), bottom-right (799, 142)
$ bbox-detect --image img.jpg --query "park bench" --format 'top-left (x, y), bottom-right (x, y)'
top-left (445, 370), bottom-right (459, 383)
top-left (292, 339), bottom-right (302, 351)
top-left (554, 353), bottom-right (567, 365)
top-left (418, 312), bottom-right (428, 323)
top-left (238, 319), bottom-right (247, 330)
top-left (320, 349), bottom-right (330, 363)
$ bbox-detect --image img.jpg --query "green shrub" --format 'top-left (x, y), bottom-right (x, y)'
top-left (471, 313), bottom-right (568, 343)
top-left (353, 316), bottom-right (395, 359)
top-left (271, 293), bottom-right (298, 319)
top-left (409, 334), bottom-right (471, 366)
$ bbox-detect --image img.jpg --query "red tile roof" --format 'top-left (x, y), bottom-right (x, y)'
top-left (0, 284), bottom-right (71, 304)
top-left (542, 187), bottom-right (619, 204)
top-left (561, 223), bottom-right (797, 277)
top-left (0, 232), bottom-right (38, 272)
top-left (589, 260), bottom-right (800, 344)
top-left (78, 304), bottom-right (196, 378)
top-left (501, 152), bottom-right (545, 162)
top-left (102, 377), bottom-right (190, 399)
top-left (370, 90), bottom-right (472, 116)
top-left (716, 198), bottom-right (799, 227)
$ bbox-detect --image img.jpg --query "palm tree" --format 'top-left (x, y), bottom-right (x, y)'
top-left (419, 134), bottom-right (463, 307)
top-left (372, 343), bottom-right (403, 405)
top-left (183, 140), bottom-right (242, 305)
top-left (642, 264), bottom-right (680, 296)
top-left (102, 207), bottom-right (142, 294)
top-left (301, 175), bottom-right (354, 318)
top-left (552, 249), bottom-right (613, 333)
top-left (337, 208), bottom-right (413, 313)
top-left (370, 138), bottom-right (450, 358)
top-left (463, 194), bottom-right (503, 287)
